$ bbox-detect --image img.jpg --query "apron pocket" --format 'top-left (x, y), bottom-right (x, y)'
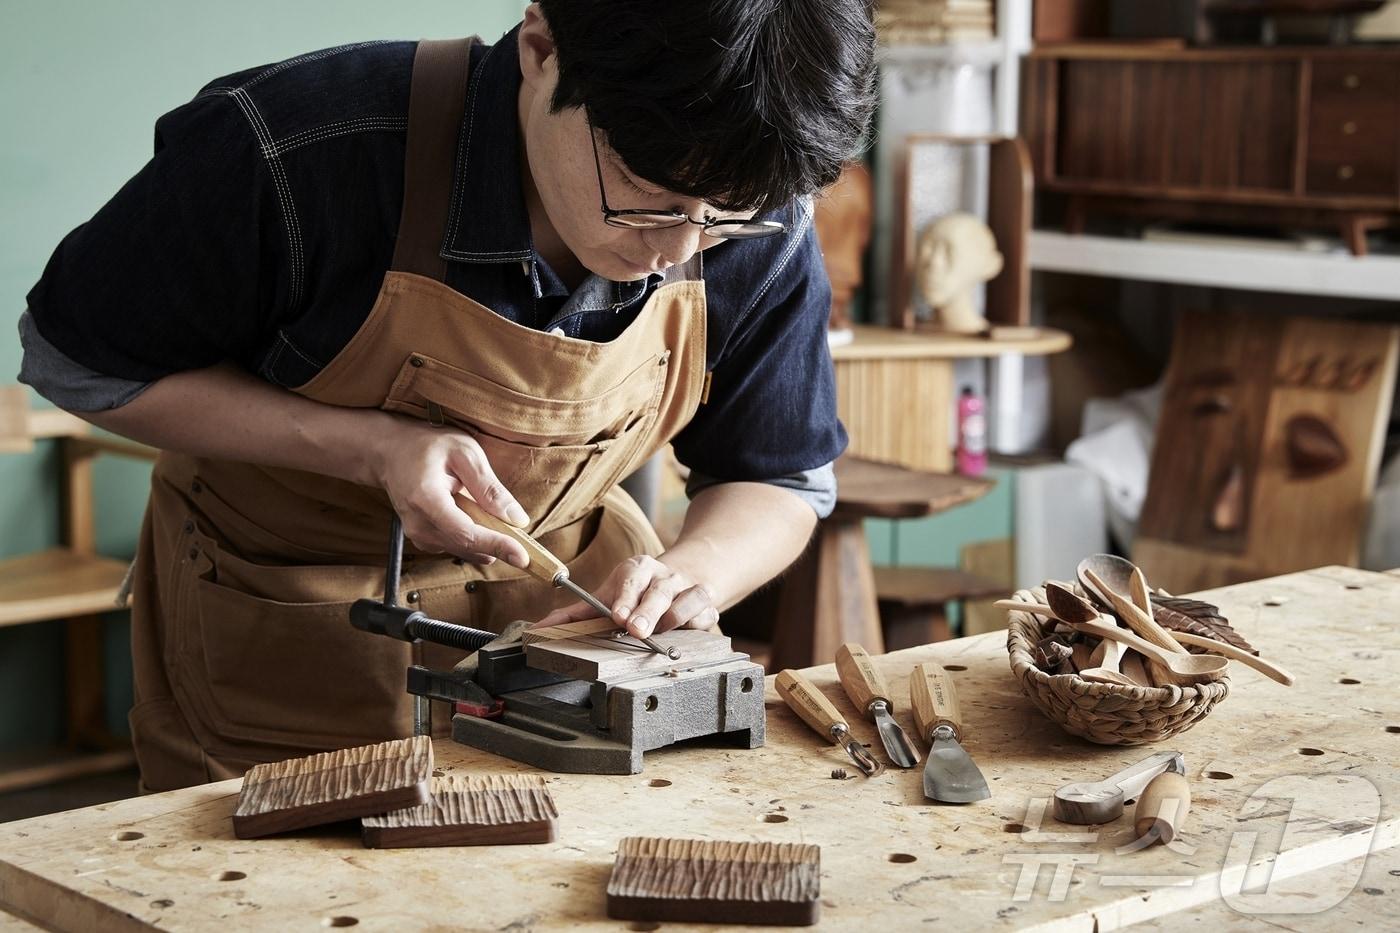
top-left (171, 529), bottom-right (413, 751)
top-left (385, 352), bottom-right (664, 445)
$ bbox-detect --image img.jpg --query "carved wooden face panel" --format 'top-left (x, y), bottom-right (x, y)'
top-left (1137, 309), bottom-right (1397, 594)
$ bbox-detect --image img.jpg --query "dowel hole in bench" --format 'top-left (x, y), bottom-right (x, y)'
top-left (112, 831), bottom-right (144, 841)
top-left (761, 813), bottom-right (789, 823)
top-left (1345, 584), bottom-right (1363, 590)
top-left (648, 779), bottom-right (672, 787)
top-left (322, 917), bottom-right (359, 928)
top-left (1339, 678), bottom-right (1361, 685)
top-left (1298, 748), bottom-right (1325, 756)
top-left (1386, 726), bottom-right (1400, 734)
top-left (888, 853), bottom-right (917, 863)
top-left (628, 924), bottom-right (661, 932)
top-left (944, 664), bottom-right (968, 672)
top-left (1204, 771), bottom-right (1234, 780)
top-left (1003, 823), bottom-right (1026, 834)
top-left (214, 871), bottom-right (246, 882)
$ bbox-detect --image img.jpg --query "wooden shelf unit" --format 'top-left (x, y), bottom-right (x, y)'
top-left (0, 387), bottom-right (156, 793)
top-left (1022, 44), bottom-right (1400, 253)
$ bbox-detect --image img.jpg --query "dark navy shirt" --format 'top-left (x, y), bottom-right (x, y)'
top-left (20, 27), bottom-right (846, 487)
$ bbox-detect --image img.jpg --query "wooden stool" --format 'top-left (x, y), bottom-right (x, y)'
top-left (874, 566), bottom-right (1008, 651)
top-left (769, 457), bottom-right (993, 670)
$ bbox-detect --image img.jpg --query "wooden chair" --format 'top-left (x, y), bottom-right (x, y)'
top-left (769, 456), bottom-right (993, 670)
top-left (0, 386), bottom-right (156, 793)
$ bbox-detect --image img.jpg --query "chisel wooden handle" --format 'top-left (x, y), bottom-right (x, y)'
top-left (835, 643), bottom-right (892, 715)
top-left (910, 662), bottom-right (963, 742)
top-left (1134, 771), bottom-right (1191, 845)
top-left (776, 669), bottom-right (847, 744)
top-left (455, 494), bottom-right (567, 585)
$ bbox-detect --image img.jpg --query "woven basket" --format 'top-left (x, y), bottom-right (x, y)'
top-left (1005, 586), bottom-right (1231, 745)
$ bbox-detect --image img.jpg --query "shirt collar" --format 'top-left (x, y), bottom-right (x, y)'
top-left (440, 27), bottom-right (534, 264)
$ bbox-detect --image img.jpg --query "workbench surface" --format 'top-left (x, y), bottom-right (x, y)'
top-left (2, 566), bottom-right (1396, 931)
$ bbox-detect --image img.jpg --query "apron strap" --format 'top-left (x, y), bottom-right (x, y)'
top-left (391, 37), bottom-right (477, 281)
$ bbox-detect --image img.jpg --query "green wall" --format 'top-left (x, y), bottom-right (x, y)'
top-left (0, 0), bottom-right (528, 755)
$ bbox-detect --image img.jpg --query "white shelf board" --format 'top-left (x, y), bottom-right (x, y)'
top-left (876, 39), bottom-right (1006, 68)
top-left (1029, 230), bottom-right (1400, 302)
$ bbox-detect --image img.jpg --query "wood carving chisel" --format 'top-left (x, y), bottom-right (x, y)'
top-left (834, 643), bottom-right (919, 768)
top-left (910, 661), bottom-right (990, 803)
top-left (775, 669), bottom-right (884, 777)
top-left (456, 495), bottom-right (679, 659)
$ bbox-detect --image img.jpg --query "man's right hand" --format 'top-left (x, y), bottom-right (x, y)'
top-left (371, 417), bottom-right (531, 567)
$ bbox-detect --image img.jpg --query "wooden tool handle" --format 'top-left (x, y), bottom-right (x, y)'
top-left (910, 662), bottom-right (962, 742)
top-left (1133, 771), bottom-right (1191, 845)
top-left (455, 494), bottom-right (567, 585)
top-left (775, 670), bottom-right (846, 744)
top-left (1085, 567), bottom-right (1187, 655)
top-left (835, 643), bottom-right (892, 716)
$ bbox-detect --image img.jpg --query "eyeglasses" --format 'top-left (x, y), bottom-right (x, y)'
top-left (587, 114), bottom-right (785, 240)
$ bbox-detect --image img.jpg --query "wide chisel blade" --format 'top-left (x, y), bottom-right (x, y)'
top-left (923, 725), bottom-right (990, 803)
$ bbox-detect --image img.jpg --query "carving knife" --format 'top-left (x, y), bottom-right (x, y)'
top-left (775, 669), bottom-right (884, 777)
top-left (910, 661), bottom-right (990, 803)
top-left (456, 495), bottom-right (678, 659)
top-left (835, 643), bottom-right (919, 768)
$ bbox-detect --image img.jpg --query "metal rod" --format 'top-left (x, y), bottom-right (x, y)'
top-left (557, 577), bottom-right (680, 660)
top-left (412, 694), bottom-right (430, 736)
top-left (385, 514), bottom-right (404, 607)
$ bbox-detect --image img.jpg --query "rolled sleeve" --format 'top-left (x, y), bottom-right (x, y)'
top-left (685, 461), bottom-right (837, 519)
top-left (17, 310), bottom-right (152, 411)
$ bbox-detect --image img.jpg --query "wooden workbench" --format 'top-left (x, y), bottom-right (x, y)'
top-left (2, 566), bottom-right (1396, 931)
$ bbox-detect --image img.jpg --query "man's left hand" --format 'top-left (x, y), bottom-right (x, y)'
top-left (531, 554), bottom-right (719, 638)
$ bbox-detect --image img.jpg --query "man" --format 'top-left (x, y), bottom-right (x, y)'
top-left (19, 1), bottom-right (876, 790)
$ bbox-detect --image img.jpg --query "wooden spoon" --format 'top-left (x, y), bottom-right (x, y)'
top-left (1169, 631), bottom-right (1294, 686)
top-left (1121, 651), bottom-right (1151, 688)
top-left (1082, 567), bottom-right (1188, 655)
top-left (1076, 554), bottom-right (1136, 611)
top-left (1043, 583), bottom-right (1104, 627)
top-left (1077, 638), bottom-right (1139, 687)
top-left (1063, 618), bottom-right (1229, 685)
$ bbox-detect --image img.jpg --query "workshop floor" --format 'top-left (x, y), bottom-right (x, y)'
top-left (0, 768), bottom-right (141, 823)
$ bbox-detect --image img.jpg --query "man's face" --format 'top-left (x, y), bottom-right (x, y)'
top-left (517, 52), bottom-right (736, 282)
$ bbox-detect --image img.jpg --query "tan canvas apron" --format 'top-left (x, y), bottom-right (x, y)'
top-left (127, 39), bottom-right (708, 791)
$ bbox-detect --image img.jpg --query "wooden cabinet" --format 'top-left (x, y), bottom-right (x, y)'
top-left (1022, 45), bottom-right (1400, 253)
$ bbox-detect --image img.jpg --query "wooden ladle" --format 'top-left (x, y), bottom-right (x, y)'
top-left (1045, 584), bottom-right (1228, 686)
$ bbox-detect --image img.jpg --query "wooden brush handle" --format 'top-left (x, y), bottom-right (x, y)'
top-left (455, 494), bottom-right (567, 585)
top-left (1134, 771), bottom-right (1191, 845)
top-left (775, 670), bottom-right (847, 744)
top-left (835, 643), bottom-right (891, 716)
top-left (910, 662), bottom-right (963, 742)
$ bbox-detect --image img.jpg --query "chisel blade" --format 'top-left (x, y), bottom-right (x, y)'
top-left (923, 726), bottom-right (991, 804)
top-left (872, 703), bottom-right (919, 769)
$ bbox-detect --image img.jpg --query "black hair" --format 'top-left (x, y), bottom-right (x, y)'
top-left (537, 0), bottom-right (876, 212)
